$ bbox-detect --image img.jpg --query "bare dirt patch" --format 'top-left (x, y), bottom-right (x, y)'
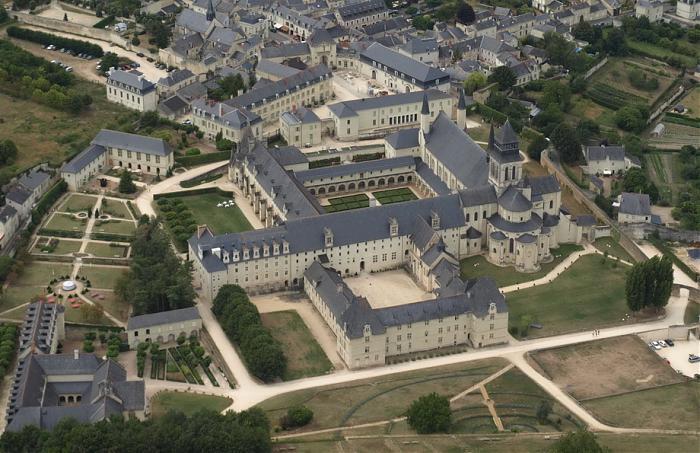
top-left (344, 269), bottom-right (434, 308)
top-left (530, 335), bottom-right (685, 401)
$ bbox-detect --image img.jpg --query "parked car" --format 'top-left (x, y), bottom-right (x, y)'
top-left (665, 339), bottom-right (675, 347)
top-left (658, 340), bottom-right (668, 348)
top-left (689, 354), bottom-right (700, 363)
top-left (136, 52), bottom-right (144, 57)
top-left (182, 119), bottom-right (193, 125)
top-left (87, 55), bottom-right (94, 60)
top-left (65, 66), bottom-right (73, 72)
top-left (146, 57), bottom-right (154, 62)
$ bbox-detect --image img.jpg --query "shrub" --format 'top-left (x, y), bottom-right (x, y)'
top-left (406, 393), bottom-right (451, 434)
top-left (280, 406), bottom-right (314, 429)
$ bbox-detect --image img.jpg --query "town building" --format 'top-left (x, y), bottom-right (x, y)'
top-left (335, 0), bottom-right (389, 29)
top-left (677, 0), bottom-right (700, 20)
top-left (618, 192), bottom-right (652, 224)
top-left (280, 107), bottom-right (322, 147)
top-left (583, 145), bottom-right (642, 176)
top-left (191, 100), bottom-right (264, 142)
top-left (4, 167), bottom-right (53, 221)
top-left (327, 90), bottom-right (453, 141)
top-left (62, 130), bottom-right (174, 190)
top-left (106, 70), bottom-right (157, 112)
top-left (397, 38), bottom-right (439, 66)
top-left (635, 0), bottom-right (664, 21)
top-left (126, 307), bottom-right (202, 347)
top-left (358, 43), bottom-right (451, 93)
top-left (0, 205), bottom-right (19, 251)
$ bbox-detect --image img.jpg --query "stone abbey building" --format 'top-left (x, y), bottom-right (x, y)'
top-left (188, 92), bottom-right (601, 368)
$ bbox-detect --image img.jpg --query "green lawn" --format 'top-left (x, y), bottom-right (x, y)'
top-left (592, 237), bottom-right (634, 263)
top-left (60, 194), bottom-right (99, 212)
top-left (0, 262), bottom-right (74, 312)
top-left (63, 300), bottom-right (114, 326)
top-left (93, 219), bottom-right (136, 236)
top-left (583, 381), bottom-right (700, 431)
top-left (44, 213), bottom-right (88, 233)
top-left (32, 238), bottom-right (82, 255)
top-left (506, 255), bottom-right (633, 339)
top-left (372, 187), bottom-right (417, 205)
top-left (78, 265), bottom-right (128, 289)
top-left (162, 193), bottom-right (252, 235)
top-left (258, 358), bottom-right (507, 432)
top-left (324, 194), bottom-right (369, 213)
top-left (86, 290), bottom-right (130, 322)
top-left (460, 244), bottom-right (584, 288)
top-left (627, 39), bottom-right (698, 68)
top-left (85, 242), bottom-right (129, 258)
top-left (150, 391), bottom-right (232, 418)
top-left (260, 310), bottom-right (333, 381)
top-left (99, 199), bottom-right (132, 219)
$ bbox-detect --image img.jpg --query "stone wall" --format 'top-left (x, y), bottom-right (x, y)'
top-left (12, 11), bottom-right (130, 48)
top-left (584, 56), bottom-right (608, 80)
top-left (621, 224), bottom-right (700, 243)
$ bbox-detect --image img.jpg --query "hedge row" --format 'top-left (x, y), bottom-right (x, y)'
top-left (309, 157), bottom-right (340, 169)
top-left (93, 15), bottom-right (115, 29)
top-left (91, 232), bottom-right (133, 242)
top-left (352, 152), bottom-right (384, 163)
top-left (180, 171), bottom-right (223, 189)
top-left (38, 228), bottom-right (82, 238)
top-left (475, 103), bottom-right (507, 123)
top-left (0, 325), bottom-right (17, 379)
top-left (174, 151), bottom-right (229, 166)
top-left (664, 113), bottom-right (700, 128)
top-left (31, 180), bottom-right (67, 226)
top-left (7, 26), bottom-right (103, 57)
top-left (212, 285), bottom-right (286, 382)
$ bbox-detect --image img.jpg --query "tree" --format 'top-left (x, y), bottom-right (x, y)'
top-left (456, 1), bottom-right (475, 24)
top-left (280, 406), bottom-right (313, 429)
top-left (603, 27), bottom-right (628, 56)
top-left (118, 170), bottom-right (137, 194)
top-left (99, 52), bottom-right (120, 74)
top-left (0, 256), bottom-right (13, 283)
top-left (451, 47), bottom-right (462, 63)
top-left (550, 123), bottom-right (581, 164)
top-left (0, 140), bottom-right (18, 165)
top-left (116, 219), bottom-right (195, 315)
top-left (550, 429), bottom-right (611, 453)
top-left (406, 393), bottom-right (451, 434)
top-left (536, 400), bottom-right (552, 424)
top-left (614, 105), bottom-right (646, 133)
top-left (527, 135), bottom-right (549, 161)
top-left (63, 13), bottom-right (68, 21)
top-left (488, 66), bottom-right (516, 91)
top-left (412, 15), bottom-right (434, 31)
top-left (626, 256), bottom-right (674, 313)
top-left (0, 6), bottom-right (8, 24)
top-left (540, 81), bottom-right (571, 112)
top-left (464, 72), bottom-right (487, 95)
top-left (131, 36), bottom-right (140, 46)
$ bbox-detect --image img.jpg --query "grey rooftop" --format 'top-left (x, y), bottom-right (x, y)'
top-left (127, 307), bottom-right (201, 331)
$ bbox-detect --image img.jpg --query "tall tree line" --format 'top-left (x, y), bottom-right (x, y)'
top-left (625, 256), bottom-right (674, 312)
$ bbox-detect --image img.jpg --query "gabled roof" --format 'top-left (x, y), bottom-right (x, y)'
top-left (619, 192), bottom-right (651, 216)
top-left (327, 90), bottom-right (451, 119)
top-left (62, 144), bottom-right (107, 174)
top-left (92, 130), bottom-right (172, 156)
top-left (360, 43), bottom-right (448, 84)
top-left (107, 70), bottom-right (155, 93)
top-left (127, 307), bottom-right (200, 331)
top-left (585, 145), bottom-right (625, 163)
top-left (499, 186), bottom-right (532, 212)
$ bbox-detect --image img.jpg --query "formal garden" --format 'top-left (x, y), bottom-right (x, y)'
top-left (136, 336), bottom-right (220, 387)
top-left (323, 193), bottom-right (369, 213)
top-left (373, 187), bottom-right (418, 205)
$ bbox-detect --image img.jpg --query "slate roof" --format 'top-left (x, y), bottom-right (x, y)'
top-left (5, 187), bottom-right (31, 205)
top-left (362, 17), bottom-right (409, 36)
top-left (337, 0), bottom-right (386, 21)
top-left (328, 90), bottom-right (450, 119)
top-left (619, 192), bottom-right (651, 216)
top-left (157, 69), bottom-right (195, 87)
top-left (107, 70), bottom-right (155, 93)
top-left (227, 65), bottom-right (331, 110)
top-left (92, 130), bottom-right (172, 156)
top-left (458, 185), bottom-right (497, 207)
top-left (401, 38), bottom-right (438, 55)
top-left (0, 205), bottom-right (17, 224)
top-left (516, 233), bottom-right (537, 243)
top-left (425, 112), bottom-right (488, 188)
top-left (192, 99), bottom-right (262, 129)
top-left (575, 215), bottom-right (596, 227)
top-left (176, 8), bottom-right (212, 34)
top-left (416, 160), bottom-right (451, 196)
top-left (18, 168), bottom-right (51, 192)
top-left (158, 94), bottom-right (189, 116)
top-left (360, 43), bottom-right (448, 85)
top-left (498, 186), bottom-right (532, 212)
top-left (385, 128), bottom-right (419, 150)
top-left (281, 107), bottom-right (320, 125)
top-left (127, 307), bottom-right (200, 331)
top-left (260, 42), bottom-right (310, 60)
top-left (524, 175), bottom-right (560, 197)
top-left (294, 156), bottom-right (415, 183)
top-left (489, 212), bottom-right (543, 233)
top-left (62, 144), bottom-right (107, 174)
top-left (269, 146), bottom-right (309, 167)
top-left (256, 59), bottom-right (301, 79)
top-left (18, 301), bottom-right (64, 356)
top-left (585, 145), bottom-right (625, 162)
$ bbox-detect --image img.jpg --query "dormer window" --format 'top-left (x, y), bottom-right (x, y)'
top-left (233, 250), bottom-right (240, 262)
top-left (253, 247), bottom-right (260, 258)
top-left (263, 243), bottom-right (270, 257)
top-left (273, 242), bottom-right (280, 255)
top-left (430, 211), bottom-right (440, 229)
top-left (389, 217), bottom-right (398, 237)
top-left (324, 227), bottom-right (333, 247)
top-left (243, 248), bottom-right (250, 260)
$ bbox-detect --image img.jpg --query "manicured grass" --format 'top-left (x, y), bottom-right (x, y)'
top-left (583, 381), bottom-right (699, 431)
top-left (162, 193), bottom-right (252, 235)
top-left (32, 238), bottom-right (82, 255)
top-left (324, 193), bottom-right (370, 213)
top-left (86, 290), bottom-right (130, 322)
top-left (684, 301), bottom-right (700, 325)
top-left (372, 187), bottom-right (417, 205)
top-left (60, 194), bottom-right (98, 212)
top-left (460, 244), bottom-right (584, 288)
top-left (78, 265), bottom-right (128, 289)
top-left (85, 241), bottom-right (129, 258)
top-left (260, 310), bottom-right (333, 381)
top-left (506, 255), bottom-right (632, 339)
top-left (0, 286), bottom-right (45, 312)
top-left (93, 219), bottom-right (136, 236)
top-left (15, 262), bottom-right (74, 286)
top-left (150, 391), bottom-right (232, 418)
top-left (45, 213), bottom-right (88, 232)
top-left (99, 199), bottom-right (132, 219)
top-left (592, 237), bottom-right (634, 263)
top-left (258, 358), bottom-right (507, 431)
top-left (0, 82), bottom-right (135, 174)
top-left (531, 336), bottom-right (685, 401)
top-left (63, 300), bottom-right (114, 326)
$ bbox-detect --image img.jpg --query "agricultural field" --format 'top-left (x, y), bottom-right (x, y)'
top-left (260, 310), bottom-right (333, 381)
top-left (323, 193), bottom-right (369, 213)
top-left (644, 152), bottom-right (685, 202)
top-left (627, 39), bottom-right (698, 69)
top-left (373, 187), bottom-right (418, 205)
top-left (585, 58), bottom-right (679, 110)
top-left (648, 122), bottom-right (700, 150)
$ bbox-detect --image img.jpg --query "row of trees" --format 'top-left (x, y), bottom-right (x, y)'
top-left (7, 26), bottom-right (103, 57)
top-left (0, 409), bottom-right (272, 453)
top-left (115, 218), bottom-right (196, 315)
top-left (0, 40), bottom-right (92, 114)
top-left (672, 145), bottom-right (700, 230)
top-left (213, 285), bottom-right (287, 382)
top-left (625, 256), bottom-right (673, 313)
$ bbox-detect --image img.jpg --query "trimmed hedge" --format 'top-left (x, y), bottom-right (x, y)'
top-left (475, 102), bottom-right (507, 123)
top-left (7, 26), bottom-right (103, 57)
top-left (38, 228), bottom-right (83, 238)
top-left (180, 171), bottom-right (223, 188)
top-left (352, 152), bottom-right (384, 162)
top-left (93, 15), bottom-right (115, 29)
top-left (664, 113), bottom-right (700, 128)
top-left (153, 187), bottom-right (234, 200)
top-left (31, 180), bottom-right (67, 226)
top-left (309, 157), bottom-right (340, 169)
top-left (0, 325), bottom-right (18, 379)
top-left (174, 151), bottom-right (229, 166)
top-left (91, 232), bottom-right (133, 242)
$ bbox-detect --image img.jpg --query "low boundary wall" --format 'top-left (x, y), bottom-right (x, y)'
top-left (12, 11), bottom-right (130, 48)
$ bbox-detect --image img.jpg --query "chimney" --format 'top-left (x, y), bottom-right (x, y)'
top-left (219, 103), bottom-right (223, 116)
top-left (336, 283), bottom-right (344, 293)
top-left (73, 349), bottom-right (79, 360)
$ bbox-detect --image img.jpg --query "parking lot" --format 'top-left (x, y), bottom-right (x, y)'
top-left (639, 330), bottom-right (700, 377)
